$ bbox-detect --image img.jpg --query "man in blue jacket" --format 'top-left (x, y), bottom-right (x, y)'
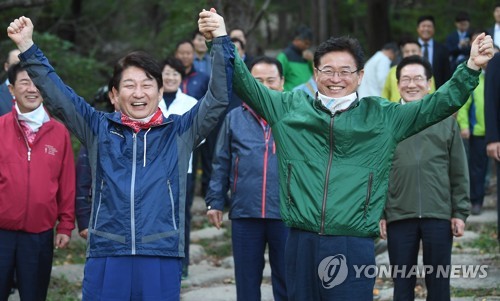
top-left (206, 56), bottom-right (288, 301)
top-left (8, 14), bottom-right (233, 300)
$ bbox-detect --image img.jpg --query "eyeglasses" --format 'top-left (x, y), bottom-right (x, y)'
top-left (316, 67), bottom-right (358, 78)
top-left (399, 76), bottom-right (427, 85)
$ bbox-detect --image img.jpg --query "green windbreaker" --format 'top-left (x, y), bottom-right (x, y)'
top-left (231, 48), bottom-right (479, 238)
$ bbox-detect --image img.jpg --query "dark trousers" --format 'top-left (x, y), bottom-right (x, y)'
top-left (232, 218), bottom-right (288, 301)
top-left (496, 161), bottom-right (500, 243)
top-left (0, 229), bottom-right (53, 301)
top-left (285, 228), bottom-right (375, 301)
top-left (182, 175), bottom-right (194, 277)
top-left (468, 136), bottom-right (489, 206)
top-left (82, 256), bottom-right (182, 300)
top-left (199, 129), bottom-right (218, 197)
top-left (387, 218), bottom-right (453, 301)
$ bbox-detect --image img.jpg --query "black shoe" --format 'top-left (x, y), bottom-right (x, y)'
top-left (471, 204), bottom-right (482, 215)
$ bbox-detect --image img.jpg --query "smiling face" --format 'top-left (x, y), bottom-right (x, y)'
top-left (397, 64), bottom-right (431, 102)
top-left (9, 70), bottom-right (43, 113)
top-left (251, 62), bottom-right (284, 92)
top-left (402, 43), bottom-right (422, 58)
top-left (162, 65), bottom-right (182, 93)
top-left (192, 33), bottom-right (207, 55)
top-left (314, 51), bottom-right (363, 98)
top-left (175, 42), bottom-right (195, 70)
top-left (417, 20), bottom-right (435, 42)
top-left (115, 66), bottom-right (162, 119)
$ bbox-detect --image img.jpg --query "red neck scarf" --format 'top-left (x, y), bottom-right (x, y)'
top-left (121, 108), bottom-right (163, 133)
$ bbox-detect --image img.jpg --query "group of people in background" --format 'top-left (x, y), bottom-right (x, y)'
top-left (0, 3), bottom-right (498, 301)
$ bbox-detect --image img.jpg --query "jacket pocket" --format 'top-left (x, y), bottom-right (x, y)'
top-left (363, 172), bottom-right (373, 218)
top-left (286, 163), bottom-right (294, 205)
top-left (92, 179), bottom-right (105, 229)
top-left (167, 180), bottom-right (178, 230)
top-left (232, 156), bottom-right (240, 193)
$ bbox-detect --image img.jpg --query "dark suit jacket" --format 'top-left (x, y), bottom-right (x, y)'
top-left (431, 41), bottom-right (452, 89)
top-left (487, 26), bottom-right (499, 47)
top-left (0, 82), bottom-right (13, 116)
top-left (485, 53), bottom-right (500, 144)
top-left (446, 31), bottom-right (471, 70)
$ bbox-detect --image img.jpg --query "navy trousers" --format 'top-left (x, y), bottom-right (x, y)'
top-left (387, 218), bottom-right (453, 301)
top-left (182, 175), bottom-right (194, 277)
top-left (285, 228), bottom-right (375, 301)
top-left (468, 136), bottom-right (489, 206)
top-left (0, 229), bottom-right (53, 301)
top-left (232, 218), bottom-right (288, 301)
top-left (82, 256), bottom-right (182, 301)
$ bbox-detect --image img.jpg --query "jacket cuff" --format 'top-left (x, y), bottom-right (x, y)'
top-left (19, 43), bottom-right (39, 61)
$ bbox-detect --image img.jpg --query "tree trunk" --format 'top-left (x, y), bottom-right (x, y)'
top-left (366, 0), bottom-right (391, 56)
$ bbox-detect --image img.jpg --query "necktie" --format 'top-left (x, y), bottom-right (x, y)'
top-left (423, 43), bottom-right (429, 62)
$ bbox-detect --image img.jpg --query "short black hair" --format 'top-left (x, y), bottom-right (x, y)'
top-left (455, 11), bottom-right (470, 22)
top-left (162, 57), bottom-right (186, 79)
top-left (191, 30), bottom-right (203, 40)
top-left (111, 51), bottom-right (162, 92)
top-left (382, 42), bottom-right (399, 54)
top-left (248, 56), bottom-right (283, 78)
top-left (294, 25), bottom-right (313, 41)
top-left (396, 55), bottom-right (433, 81)
top-left (231, 37), bottom-right (245, 50)
top-left (398, 37), bottom-right (421, 49)
top-left (417, 15), bottom-right (435, 26)
top-left (314, 36), bottom-right (365, 71)
top-left (7, 62), bottom-right (25, 84)
top-left (175, 39), bottom-right (194, 51)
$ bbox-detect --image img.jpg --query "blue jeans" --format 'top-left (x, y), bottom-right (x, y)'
top-left (232, 218), bottom-right (288, 301)
top-left (387, 218), bottom-right (452, 301)
top-left (285, 228), bottom-right (375, 301)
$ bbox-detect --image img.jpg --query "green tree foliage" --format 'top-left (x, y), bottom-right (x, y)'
top-left (0, 0), bottom-right (497, 94)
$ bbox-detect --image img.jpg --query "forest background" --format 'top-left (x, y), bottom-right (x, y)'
top-left (0, 0), bottom-right (496, 103)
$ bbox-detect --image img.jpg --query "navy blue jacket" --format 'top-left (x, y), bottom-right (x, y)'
top-left (75, 146), bottom-right (92, 232)
top-left (206, 103), bottom-right (281, 219)
top-left (0, 82), bottom-right (13, 116)
top-left (485, 53), bottom-right (500, 144)
top-left (20, 36), bottom-right (234, 258)
top-left (181, 66), bottom-right (210, 101)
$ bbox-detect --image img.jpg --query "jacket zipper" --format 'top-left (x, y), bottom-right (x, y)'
top-left (233, 156), bottom-right (239, 193)
top-left (261, 126), bottom-right (271, 218)
top-left (17, 120), bottom-right (32, 227)
top-left (167, 180), bottom-right (178, 230)
top-left (320, 114), bottom-right (335, 234)
top-left (416, 135), bottom-right (423, 218)
top-left (286, 163), bottom-right (293, 205)
top-left (130, 133), bottom-right (137, 255)
top-left (93, 179), bottom-right (105, 229)
top-left (363, 173), bottom-right (374, 217)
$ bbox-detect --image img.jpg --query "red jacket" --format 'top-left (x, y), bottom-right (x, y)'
top-left (0, 110), bottom-right (75, 236)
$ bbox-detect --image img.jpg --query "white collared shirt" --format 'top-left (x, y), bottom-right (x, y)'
top-left (494, 24), bottom-right (500, 48)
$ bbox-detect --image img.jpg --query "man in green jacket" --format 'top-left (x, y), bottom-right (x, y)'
top-left (199, 9), bottom-right (494, 301)
top-left (379, 55), bottom-right (469, 301)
